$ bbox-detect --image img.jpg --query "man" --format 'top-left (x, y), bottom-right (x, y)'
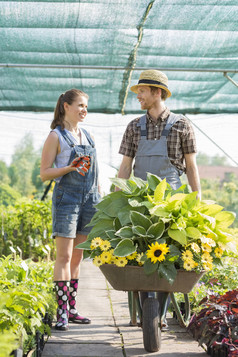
top-left (117, 69), bottom-right (201, 329)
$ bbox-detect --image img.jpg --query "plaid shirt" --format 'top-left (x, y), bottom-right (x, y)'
top-left (119, 107), bottom-right (197, 173)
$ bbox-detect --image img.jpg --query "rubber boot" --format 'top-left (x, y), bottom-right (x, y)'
top-left (68, 279), bottom-right (91, 324)
top-left (54, 280), bottom-right (70, 331)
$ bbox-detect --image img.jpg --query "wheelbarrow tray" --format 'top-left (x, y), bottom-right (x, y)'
top-left (100, 264), bottom-right (204, 293)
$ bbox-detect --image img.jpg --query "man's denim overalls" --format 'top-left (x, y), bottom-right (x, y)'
top-left (133, 113), bottom-right (183, 325)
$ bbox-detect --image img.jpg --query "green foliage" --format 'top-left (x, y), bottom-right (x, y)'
top-left (0, 183), bottom-right (21, 207)
top-left (78, 175), bottom-right (237, 285)
top-left (0, 255), bottom-right (55, 356)
top-left (175, 253), bottom-right (238, 313)
top-left (0, 198), bottom-right (53, 260)
top-left (201, 176), bottom-right (238, 228)
top-left (0, 160), bottom-right (10, 185)
top-left (10, 133), bottom-right (39, 196)
top-left (197, 152), bottom-right (229, 166)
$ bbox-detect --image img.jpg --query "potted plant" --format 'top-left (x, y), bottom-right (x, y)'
top-left (78, 174), bottom-right (236, 289)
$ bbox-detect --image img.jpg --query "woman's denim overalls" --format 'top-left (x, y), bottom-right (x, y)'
top-left (134, 113), bottom-right (183, 190)
top-left (52, 126), bottom-right (100, 238)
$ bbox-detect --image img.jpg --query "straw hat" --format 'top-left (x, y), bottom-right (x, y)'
top-left (130, 70), bottom-right (172, 98)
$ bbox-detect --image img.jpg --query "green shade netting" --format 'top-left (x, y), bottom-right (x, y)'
top-left (0, 0), bottom-right (238, 114)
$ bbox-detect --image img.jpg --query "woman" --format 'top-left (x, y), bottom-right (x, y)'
top-left (40, 89), bottom-right (101, 331)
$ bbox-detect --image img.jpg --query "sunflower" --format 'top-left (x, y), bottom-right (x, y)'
top-left (100, 240), bottom-right (111, 251)
top-left (214, 247), bottom-right (223, 258)
top-left (183, 259), bottom-right (196, 271)
top-left (190, 243), bottom-right (200, 253)
top-left (100, 251), bottom-right (112, 264)
top-left (90, 237), bottom-right (103, 249)
top-left (115, 257), bottom-right (128, 267)
top-left (126, 252), bottom-right (137, 260)
top-left (146, 242), bottom-right (169, 264)
top-left (93, 256), bottom-right (103, 267)
top-left (182, 250), bottom-right (193, 261)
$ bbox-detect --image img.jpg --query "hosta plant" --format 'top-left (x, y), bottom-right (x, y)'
top-left (78, 174), bottom-right (237, 284)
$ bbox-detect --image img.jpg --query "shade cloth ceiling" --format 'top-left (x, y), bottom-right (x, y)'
top-left (0, 0), bottom-right (238, 114)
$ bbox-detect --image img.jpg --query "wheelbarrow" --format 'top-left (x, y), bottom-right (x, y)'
top-left (100, 264), bottom-right (204, 353)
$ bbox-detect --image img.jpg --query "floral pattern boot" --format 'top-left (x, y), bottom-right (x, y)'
top-left (68, 279), bottom-right (91, 324)
top-left (54, 281), bottom-right (70, 331)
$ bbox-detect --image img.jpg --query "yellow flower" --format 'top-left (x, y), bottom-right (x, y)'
top-left (214, 247), bottom-right (223, 258)
top-left (90, 237), bottom-right (103, 249)
top-left (202, 262), bottom-right (213, 271)
top-left (136, 253), bottom-right (145, 266)
top-left (191, 243), bottom-right (200, 253)
top-left (201, 252), bottom-right (213, 264)
top-left (183, 259), bottom-right (196, 271)
top-left (110, 256), bottom-right (117, 264)
top-left (182, 250), bottom-right (193, 261)
top-left (93, 256), bottom-right (103, 267)
top-left (201, 243), bottom-right (212, 253)
top-left (115, 257), bottom-right (128, 267)
top-left (146, 242), bottom-right (169, 264)
top-left (126, 252), bottom-right (137, 260)
top-left (100, 240), bottom-right (111, 251)
top-left (100, 251), bottom-right (112, 264)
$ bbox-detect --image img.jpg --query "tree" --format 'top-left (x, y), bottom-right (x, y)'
top-left (10, 133), bottom-right (38, 196)
top-left (0, 160), bottom-right (10, 184)
top-left (197, 152), bottom-right (229, 166)
top-left (32, 157), bottom-right (45, 193)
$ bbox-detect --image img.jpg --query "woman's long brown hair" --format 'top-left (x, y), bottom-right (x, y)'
top-left (50, 89), bottom-right (89, 129)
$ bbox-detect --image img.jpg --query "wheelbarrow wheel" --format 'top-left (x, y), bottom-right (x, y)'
top-left (142, 297), bottom-right (161, 352)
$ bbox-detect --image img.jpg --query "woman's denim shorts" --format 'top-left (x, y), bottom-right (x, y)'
top-left (52, 186), bottom-right (100, 238)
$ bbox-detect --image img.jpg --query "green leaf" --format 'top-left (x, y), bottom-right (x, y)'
top-left (115, 226), bottom-right (133, 238)
top-left (147, 221), bottom-right (165, 239)
top-left (109, 238), bottom-right (122, 248)
top-left (185, 227), bottom-right (202, 239)
top-left (117, 206), bottom-right (133, 225)
top-left (75, 240), bottom-right (92, 250)
top-left (96, 192), bottom-right (128, 217)
top-left (154, 178), bottom-right (167, 202)
top-left (215, 211), bottom-right (236, 228)
top-left (168, 228), bottom-right (187, 246)
top-left (110, 177), bottom-right (138, 194)
top-left (158, 262), bottom-right (177, 284)
top-left (198, 203), bottom-right (224, 216)
top-left (150, 205), bottom-right (170, 217)
top-left (132, 225), bottom-right (147, 236)
top-left (130, 211), bottom-right (152, 230)
top-left (143, 259), bottom-right (158, 275)
top-left (147, 173), bottom-right (162, 191)
top-left (183, 191), bottom-right (198, 210)
top-left (106, 230), bottom-right (116, 239)
top-left (87, 219), bottom-right (114, 240)
top-left (113, 217), bottom-right (122, 231)
top-left (128, 197), bottom-right (143, 207)
top-left (168, 244), bottom-right (181, 257)
top-left (114, 239), bottom-right (136, 257)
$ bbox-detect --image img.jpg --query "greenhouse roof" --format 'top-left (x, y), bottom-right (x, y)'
top-left (0, 0), bottom-right (238, 114)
